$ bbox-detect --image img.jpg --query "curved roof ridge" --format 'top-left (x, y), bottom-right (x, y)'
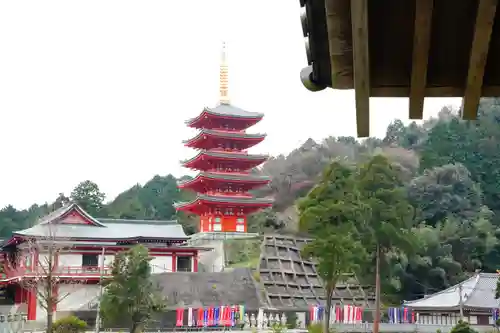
top-left (98, 218), bottom-right (179, 225)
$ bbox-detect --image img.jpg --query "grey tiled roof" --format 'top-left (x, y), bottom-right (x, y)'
top-left (404, 273), bottom-right (500, 310)
top-left (14, 217), bottom-right (188, 240)
top-left (186, 105), bottom-right (264, 125)
top-left (206, 104), bottom-right (263, 118)
top-left (174, 194), bottom-right (274, 208)
top-left (183, 129), bottom-right (266, 144)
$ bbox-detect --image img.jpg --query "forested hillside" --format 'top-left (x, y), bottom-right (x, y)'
top-left (2, 98), bottom-right (500, 303)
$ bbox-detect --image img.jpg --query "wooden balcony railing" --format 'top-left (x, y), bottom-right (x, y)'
top-left (0, 265), bottom-right (112, 281)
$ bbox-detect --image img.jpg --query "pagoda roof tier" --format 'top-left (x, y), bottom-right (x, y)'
top-left (174, 194), bottom-right (273, 214)
top-left (186, 105), bottom-right (263, 130)
top-left (183, 129), bottom-right (266, 150)
top-left (181, 150), bottom-right (268, 171)
top-left (178, 172), bottom-right (271, 191)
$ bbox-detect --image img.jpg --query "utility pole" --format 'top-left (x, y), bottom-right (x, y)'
top-left (373, 245), bottom-right (381, 333)
top-left (94, 247), bottom-right (106, 333)
top-left (458, 282), bottom-right (464, 321)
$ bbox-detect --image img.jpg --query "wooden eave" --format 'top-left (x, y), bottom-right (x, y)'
top-left (181, 151), bottom-right (269, 168)
top-left (182, 129), bottom-right (266, 146)
top-left (175, 195), bottom-right (273, 211)
top-left (178, 172), bottom-right (271, 188)
top-left (300, 0), bottom-right (500, 137)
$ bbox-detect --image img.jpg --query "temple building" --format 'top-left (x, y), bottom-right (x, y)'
top-left (0, 203), bottom-right (206, 322)
top-left (404, 272), bottom-right (500, 326)
top-left (175, 42), bottom-right (273, 234)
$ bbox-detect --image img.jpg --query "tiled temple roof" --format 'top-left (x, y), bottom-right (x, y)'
top-left (9, 203), bottom-right (188, 241)
top-left (404, 273), bottom-right (500, 310)
top-left (186, 105), bottom-right (263, 125)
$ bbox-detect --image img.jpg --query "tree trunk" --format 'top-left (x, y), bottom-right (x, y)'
top-left (323, 283), bottom-right (334, 333)
top-left (46, 283), bottom-right (54, 333)
top-left (373, 244), bottom-right (381, 333)
top-left (131, 322), bottom-right (143, 333)
top-left (46, 310), bottom-right (53, 333)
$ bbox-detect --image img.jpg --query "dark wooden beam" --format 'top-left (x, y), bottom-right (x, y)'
top-left (409, 0), bottom-right (434, 120)
top-left (350, 0), bottom-right (370, 137)
top-left (462, 0), bottom-right (498, 120)
top-left (372, 85), bottom-right (500, 98)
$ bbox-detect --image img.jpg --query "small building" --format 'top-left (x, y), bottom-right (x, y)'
top-left (0, 203), bottom-right (207, 322)
top-left (404, 273), bottom-right (500, 325)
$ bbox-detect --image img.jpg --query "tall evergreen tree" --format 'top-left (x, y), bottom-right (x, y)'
top-left (70, 180), bottom-right (105, 216)
top-left (100, 245), bottom-right (165, 333)
top-left (299, 161), bottom-right (369, 333)
top-left (356, 154), bottom-right (415, 333)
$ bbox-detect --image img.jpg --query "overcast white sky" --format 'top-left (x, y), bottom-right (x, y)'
top-left (0, 0), bottom-right (460, 209)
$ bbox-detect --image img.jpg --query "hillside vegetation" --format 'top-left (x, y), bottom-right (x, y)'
top-left (3, 98), bottom-right (500, 303)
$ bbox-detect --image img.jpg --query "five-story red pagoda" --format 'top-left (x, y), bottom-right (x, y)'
top-left (175, 42), bottom-right (273, 233)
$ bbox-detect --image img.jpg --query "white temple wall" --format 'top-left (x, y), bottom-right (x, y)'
top-left (35, 286), bottom-right (44, 322)
top-left (58, 254), bottom-right (82, 267)
top-left (150, 256), bottom-right (172, 273)
top-left (34, 284), bottom-right (100, 322)
top-left (98, 255), bottom-right (114, 267)
top-left (194, 240), bottom-right (225, 272)
top-left (57, 284), bottom-right (99, 314)
top-left (38, 253), bottom-right (49, 268)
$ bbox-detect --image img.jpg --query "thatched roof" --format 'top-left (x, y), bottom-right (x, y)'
top-left (300, 0), bottom-right (500, 136)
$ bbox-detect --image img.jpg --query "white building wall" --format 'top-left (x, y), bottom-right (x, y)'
top-left (34, 284), bottom-right (100, 322)
top-left (98, 255), bottom-right (114, 267)
top-left (193, 240), bottom-right (224, 272)
top-left (58, 254), bottom-right (82, 267)
top-left (150, 256), bottom-right (172, 273)
top-left (35, 285), bottom-right (45, 322)
top-left (57, 284), bottom-right (99, 314)
top-left (37, 253), bottom-right (50, 267)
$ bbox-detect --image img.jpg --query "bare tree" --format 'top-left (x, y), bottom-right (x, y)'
top-left (14, 222), bottom-right (86, 333)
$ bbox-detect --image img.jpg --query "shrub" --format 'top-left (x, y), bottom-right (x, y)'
top-left (308, 323), bottom-right (323, 333)
top-left (308, 322), bottom-right (336, 333)
top-left (271, 322), bottom-right (287, 333)
top-left (52, 316), bottom-right (87, 333)
top-left (449, 321), bottom-right (478, 333)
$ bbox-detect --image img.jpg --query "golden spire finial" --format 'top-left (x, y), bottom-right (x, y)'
top-left (219, 41), bottom-right (230, 105)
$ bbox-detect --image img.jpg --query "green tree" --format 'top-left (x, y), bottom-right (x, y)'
top-left (100, 245), bottom-right (165, 333)
top-left (298, 160), bottom-right (369, 234)
top-left (420, 99), bottom-right (500, 223)
top-left (496, 274), bottom-right (500, 299)
top-left (449, 321), bottom-right (478, 333)
top-left (70, 180), bottom-right (105, 216)
top-left (408, 163), bottom-right (482, 227)
top-left (302, 225), bottom-right (367, 333)
top-left (298, 160), bottom-right (369, 333)
top-left (356, 154), bottom-right (415, 333)
top-left (52, 316), bottom-right (87, 333)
